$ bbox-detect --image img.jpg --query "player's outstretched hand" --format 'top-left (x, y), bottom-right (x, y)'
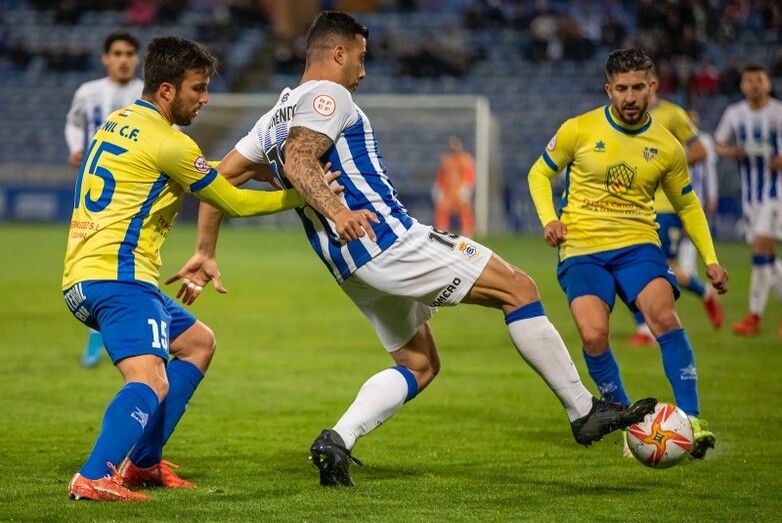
top-left (333, 208), bottom-right (379, 242)
top-left (543, 220), bottom-right (567, 247)
top-left (165, 253), bottom-right (227, 305)
top-left (706, 263), bottom-right (728, 294)
top-left (323, 161), bottom-right (344, 195)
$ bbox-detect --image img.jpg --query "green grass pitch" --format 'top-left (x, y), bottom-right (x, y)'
top-left (1, 223), bottom-right (780, 521)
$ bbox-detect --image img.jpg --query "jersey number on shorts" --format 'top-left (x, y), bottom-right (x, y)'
top-left (73, 139), bottom-right (128, 212)
top-left (428, 228), bottom-right (459, 250)
top-left (147, 319), bottom-right (169, 351)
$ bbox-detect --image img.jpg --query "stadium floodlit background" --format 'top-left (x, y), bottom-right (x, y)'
top-left (1, 0), bottom-right (781, 521)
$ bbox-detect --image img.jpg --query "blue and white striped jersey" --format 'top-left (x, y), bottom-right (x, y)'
top-left (688, 132), bottom-right (718, 205)
top-left (235, 80), bottom-right (415, 281)
top-left (65, 77), bottom-right (143, 155)
top-left (715, 98), bottom-right (782, 207)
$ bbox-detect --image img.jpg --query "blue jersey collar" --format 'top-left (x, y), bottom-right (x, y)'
top-left (134, 99), bottom-right (161, 114)
top-left (604, 105), bottom-right (652, 135)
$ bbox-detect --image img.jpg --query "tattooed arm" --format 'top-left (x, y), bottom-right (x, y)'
top-left (285, 125), bottom-right (378, 241)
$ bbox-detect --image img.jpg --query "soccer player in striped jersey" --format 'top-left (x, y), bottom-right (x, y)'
top-left (715, 64), bottom-right (782, 337)
top-left (176, 11), bottom-right (656, 487)
top-left (65, 32), bottom-right (143, 368)
top-left (528, 48), bottom-right (729, 460)
top-left (63, 37), bottom-right (309, 502)
top-left (627, 84), bottom-right (724, 347)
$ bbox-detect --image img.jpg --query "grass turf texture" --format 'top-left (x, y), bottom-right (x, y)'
top-left (0, 223), bottom-right (780, 521)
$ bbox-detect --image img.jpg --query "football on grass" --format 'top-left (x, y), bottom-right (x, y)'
top-left (626, 402), bottom-right (693, 468)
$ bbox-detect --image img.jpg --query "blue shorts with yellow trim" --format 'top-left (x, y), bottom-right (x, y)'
top-left (557, 244), bottom-right (679, 312)
top-left (62, 280), bottom-right (197, 364)
top-left (656, 212), bottom-right (683, 260)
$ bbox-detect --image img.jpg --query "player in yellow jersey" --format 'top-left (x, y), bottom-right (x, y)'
top-left (626, 83), bottom-right (724, 346)
top-left (62, 36), bottom-right (321, 502)
top-left (528, 48), bottom-right (729, 460)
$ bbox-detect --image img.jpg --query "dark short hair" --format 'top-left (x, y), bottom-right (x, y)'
top-left (104, 32), bottom-right (139, 54)
top-left (142, 36), bottom-right (217, 95)
top-left (305, 11), bottom-right (369, 62)
top-left (605, 48), bottom-right (654, 79)
top-left (742, 64), bottom-right (768, 76)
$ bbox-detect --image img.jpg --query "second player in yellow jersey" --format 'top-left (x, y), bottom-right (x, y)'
top-left (527, 48), bottom-right (728, 462)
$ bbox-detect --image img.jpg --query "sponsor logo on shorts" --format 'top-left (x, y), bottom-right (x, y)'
top-left (193, 156), bottom-right (211, 173)
top-left (431, 277), bottom-right (462, 307)
top-left (458, 241), bottom-right (477, 257)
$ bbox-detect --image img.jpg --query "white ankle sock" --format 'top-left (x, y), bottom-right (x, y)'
top-left (749, 263), bottom-right (774, 314)
top-left (333, 368), bottom-right (412, 449)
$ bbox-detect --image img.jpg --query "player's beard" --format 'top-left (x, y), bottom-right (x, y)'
top-left (616, 99), bottom-right (648, 125)
top-left (170, 94), bottom-right (194, 126)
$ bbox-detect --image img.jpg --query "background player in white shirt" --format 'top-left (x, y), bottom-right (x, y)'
top-left (715, 65), bottom-right (782, 337)
top-left (64, 32), bottom-right (143, 367)
top-left (171, 11), bottom-right (656, 487)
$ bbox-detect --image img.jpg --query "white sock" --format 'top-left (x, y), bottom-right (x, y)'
top-left (333, 368), bottom-right (412, 449)
top-left (507, 315), bottom-right (594, 421)
top-left (678, 238), bottom-right (697, 276)
top-left (636, 322), bottom-right (654, 336)
top-left (749, 263), bottom-right (774, 315)
top-left (773, 259), bottom-right (782, 301)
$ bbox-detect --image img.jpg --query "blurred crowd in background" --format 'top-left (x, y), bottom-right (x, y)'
top-left (2, 0), bottom-right (781, 101)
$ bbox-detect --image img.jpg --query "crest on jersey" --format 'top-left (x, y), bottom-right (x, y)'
top-left (193, 156), bottom-right (211, 173)
top-left (546, 135), bottom-right (557, 151)
top-left (595, 140), bottom-right (606, 152)
top-left (605, 161), bottom-right (636, 195)
top-left (643, 147), bottom-right (658, 161)
top-left (313, 95), bottom-right (336, 117)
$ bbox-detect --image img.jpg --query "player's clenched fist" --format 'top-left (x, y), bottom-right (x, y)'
top-left (543, 220), bottom-right (567, 247)
top-left (705, 264), bottom-right (729, 294)
top-left (333, 208), bottom-right (379, 242)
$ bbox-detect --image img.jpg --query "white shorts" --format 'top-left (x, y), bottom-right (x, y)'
top-left (340, 222), bottom-right (493, 352)
top-left (743, 201), bottom-right (782, 243)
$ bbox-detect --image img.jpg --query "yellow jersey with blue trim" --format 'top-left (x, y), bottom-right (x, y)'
top-left (63, 99), bottom-right (220, 289)
top-left (527, 105), bottom-right (716, 263)
top-left (650, 99), bottom-right (699, 212)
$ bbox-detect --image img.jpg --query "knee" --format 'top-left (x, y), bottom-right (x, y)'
top-left (579, 325), bottom-right (610, 355)
top-left (148, 374), bottom-right (169, 402)
top-left (507, 268), bottom-right (541, 308)
top-left (646, 309), bottom-right (681, 335)
top-left (190, 324), bottom-right (217, 370)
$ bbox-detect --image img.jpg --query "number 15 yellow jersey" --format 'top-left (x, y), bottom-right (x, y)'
top-left (63, 99), bottom-right (220, 289)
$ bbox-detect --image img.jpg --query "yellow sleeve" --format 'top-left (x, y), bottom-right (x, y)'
top-left (669, 105), bottom-right (698, 146)
top-left (195, 173), bottom-right (304, 217)
top-left (662, 147), bottom-right (718, 265)
top-left (157, 132), bottom-right (304, 217)
top-left (527, 118), bottom-right (579, 227)
top-left (156, 132), bottom-right (221, 191)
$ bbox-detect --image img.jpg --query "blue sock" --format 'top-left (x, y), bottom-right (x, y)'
top-left (80, 382), bottom-right (159, 479)
top-left (683, 275), bottom-right (706, 297)
top-left (657, 328), bottom-right (700, 416)
top-left (583, 349), bottom-right (631, 406)
top-left (632, 309), bottom-right (645, 326)
top-left (129, 359), bottom-right (204, 468)
top-left (87, 330), bottom-right (104, 352)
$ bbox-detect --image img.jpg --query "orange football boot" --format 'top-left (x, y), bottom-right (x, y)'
top-left (702, 292), bottom-right (724, 329)
top-left (68, 463), bottom-right (151, 501)
top-left (732, 313), bottom-right (761, 336)
top-left (628, 331), bottom-right (656, 347)
top-left (119, 459), bottom-right (195, 489)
